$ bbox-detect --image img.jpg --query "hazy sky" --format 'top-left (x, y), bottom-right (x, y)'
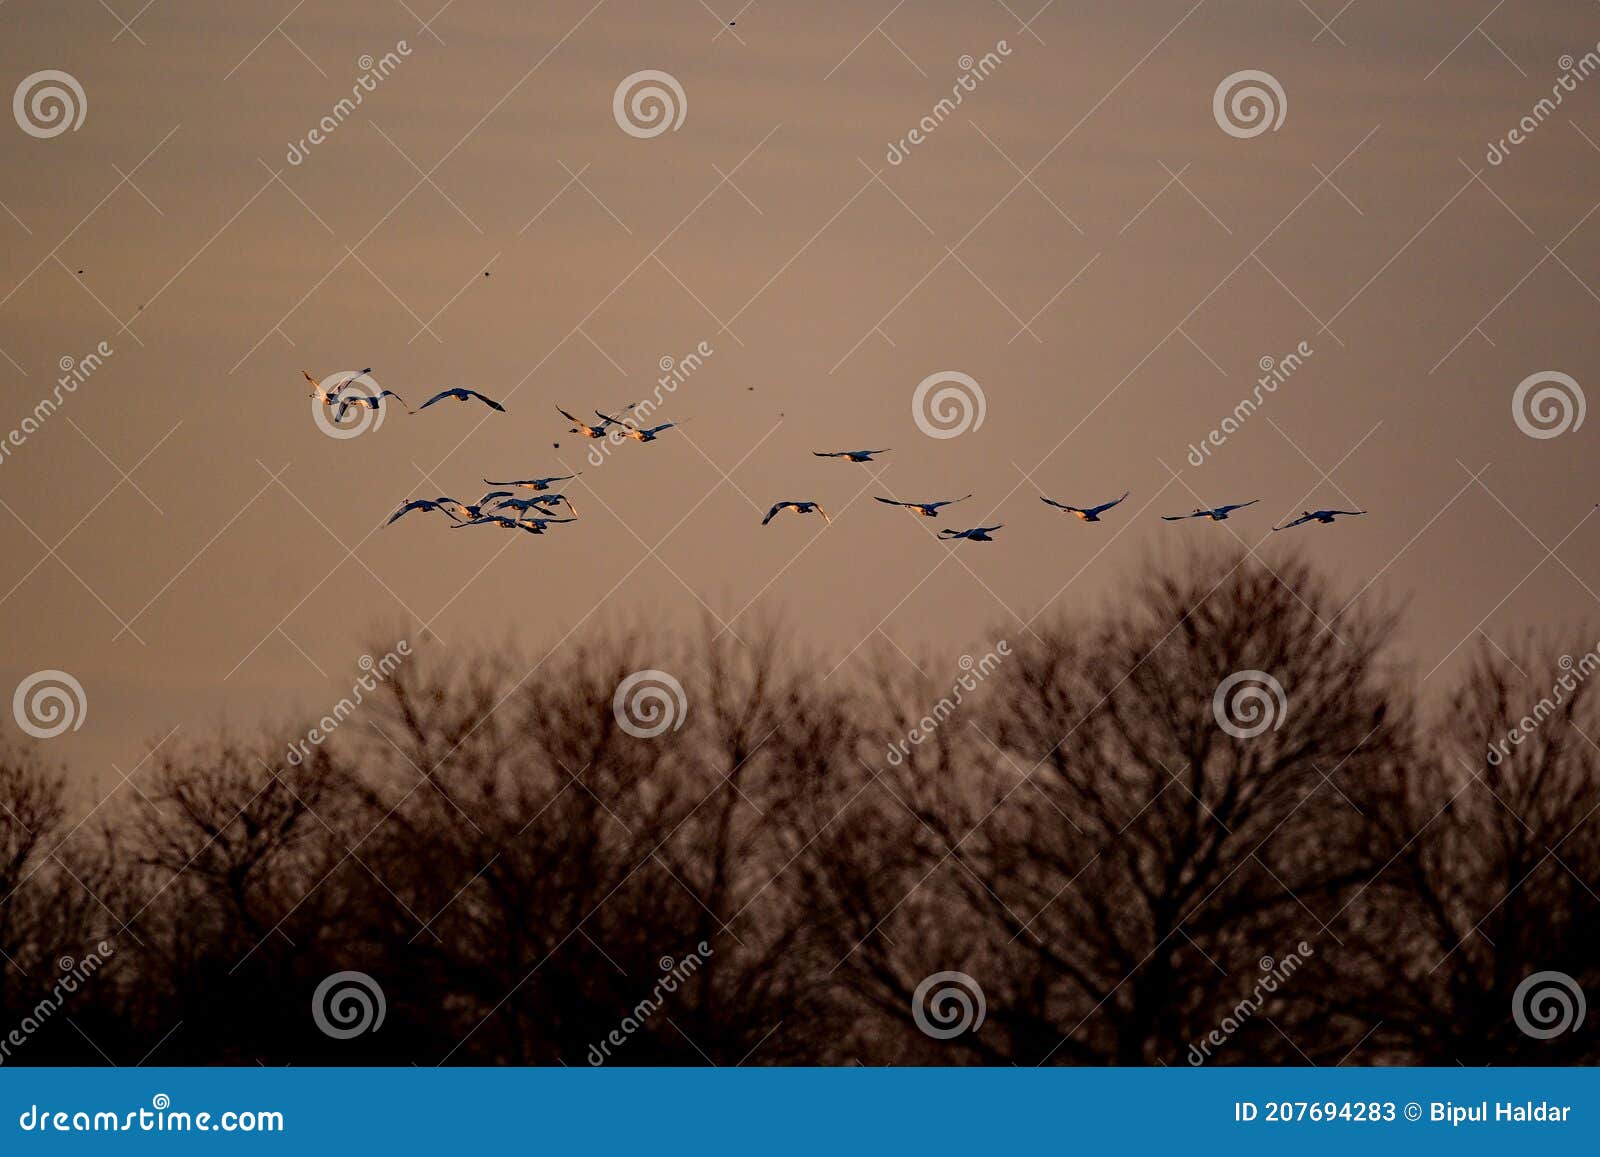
top-left (2, 0), bottom-right (1599, 793)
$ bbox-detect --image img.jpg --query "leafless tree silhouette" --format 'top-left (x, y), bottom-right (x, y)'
top-left (0, 552), bottom-right (1594, 1065)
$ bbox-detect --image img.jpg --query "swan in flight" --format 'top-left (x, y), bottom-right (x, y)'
top-left (1161, 500), bottom-right (1259, 522)
top-left (1273, 508), bottom-right (1367, 530)
top-left (387, 497), bottom-right (471, 525)
top-left (455, 514), bottom-right (576, 534)
top-left (481, 473), bottom-right (577, 492)
top-left (304, 368), bottom-right (371, 405)
top-left (336, 389), bottom-right (407, 421)
top-left (417, 387), bottom-right (507, 412)
top-left (492, 494), bottom-right (579, 517)
top-left (1041, 490), bottom-right (1128, 523)
top-left (815, 449), bottom-right (889, 463)
top-left (939, 525), bottom-right (1002, 542)
top-left (762, 500), bottom-right (829, 525)
top-left (875, 494), bottom-right (972, 517)
top-left (594, 411), bottom-right (676, 442)
top-left (557, 406), bottom-right (616, 439)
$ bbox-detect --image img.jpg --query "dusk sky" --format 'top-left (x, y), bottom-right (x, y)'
top-left (3, 0), bottom-right (1599, 793)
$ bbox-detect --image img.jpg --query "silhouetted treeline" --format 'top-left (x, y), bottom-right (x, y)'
top-left (2, 550), bottom-right (1596, 1065)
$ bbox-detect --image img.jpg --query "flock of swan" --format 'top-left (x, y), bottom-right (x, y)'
top-left (304, 370), bottom-right (1368, 540)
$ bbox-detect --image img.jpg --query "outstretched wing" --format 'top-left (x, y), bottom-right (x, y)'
top-left (1329, 509), bottom-right (1367, 517)
top-left (418, 389), bottom-right (455, 410)
top-left (386, 500), bottom-right (432, 525)
top-left (1219, 499), bottom-right (1260, 514)
top-left (1041, 496), bottom-right (1077, 512)
top-left (1160, 512), bottom-right (1195, 521)
top-left (1091, 491), bottom-right (1130, 515)
top-left (875, 497), bottom-right (914, 508)
top-left (556, 406), bottom-right (581, 424)
top-left (934, 494), bottom-right (973, 511)
top-left (813, 451), bottom-right (844, 459)
top-left (1272, 514), bottom-right (1311, 531)
top-left (467, 390), bottom-right (506, 411)
top-left (762, 502), bottom-right (794, 525)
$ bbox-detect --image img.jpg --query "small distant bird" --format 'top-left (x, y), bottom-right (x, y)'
top-left (939, 525), bottom-right (1002, 542)
top-left (387, 498), bottom-right (469, 525)
top-left (1273, 508), bottom-right (1367, 531)
top-left (875, 494), bottom-right (972, 518)
top-left (1161, 500), bottom-right (1259, 522)
top-left (762, 500), bottom-right (829, 525)
top-left (483, 473), bottom-right (577, 492)
top-left (1041, 490), bottom-right (1129, 523)
top-left (417, 387), bottom-right (506, 412)
top-left (336, 389), bottom-right (407, 421)
top-left (595, 411), bottom-right (676, 442)
top-left (815, 448), bottom-right (889, 463)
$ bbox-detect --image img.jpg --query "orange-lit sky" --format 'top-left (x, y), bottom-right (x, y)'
top-left (2, 0), bottom-right (1599, 791)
